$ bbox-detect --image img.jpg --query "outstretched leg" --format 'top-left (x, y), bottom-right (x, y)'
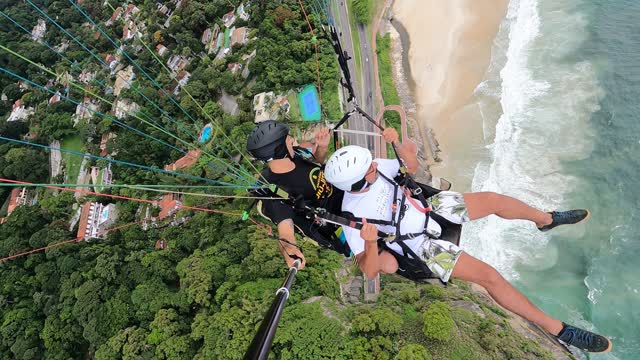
top-left (451, 252), bottom-right (562, 335)
top-left (463, 192), bottom-right (552, 227)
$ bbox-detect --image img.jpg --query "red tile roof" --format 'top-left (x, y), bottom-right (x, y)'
top-left (76, 203), bottom-right (92, 239)
top-left (6, 188), bottom-right (26, 215)
top-left (109, 7), bottom-right (123, 24)
top-left (158, 194), bottom-right (181, 219)
top-left (164, 149), bottom-right (200, 171)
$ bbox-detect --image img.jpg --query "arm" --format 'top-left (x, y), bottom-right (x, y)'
top-left (356, 219), bottom-right (382, 279)
top-left (382, 128), bottom-right (419, 175)
top-left (312, 127), bottom-right (331, 163)
top-left (277, 219), bottom-right (306, 269)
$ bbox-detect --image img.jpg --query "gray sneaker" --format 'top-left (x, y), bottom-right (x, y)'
top-left (556, 323), bottom-right (612, 353)
top-left (538, 210), bottom-right (590, 232)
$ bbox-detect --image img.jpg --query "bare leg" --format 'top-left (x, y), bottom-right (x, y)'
top-left (451, 252), bottom-right (563, 335)
top-left (463, 192), bottom-right (552, 227)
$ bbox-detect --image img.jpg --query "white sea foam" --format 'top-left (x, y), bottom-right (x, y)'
top-left (462, 0), bottom-right (603, 279)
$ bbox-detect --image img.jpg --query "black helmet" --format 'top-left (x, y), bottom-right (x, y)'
top-left (246, 120), bottom-right (290, 161)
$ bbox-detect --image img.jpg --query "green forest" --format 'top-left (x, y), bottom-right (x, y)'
top-left (0, 0), bottom-right (565, 359)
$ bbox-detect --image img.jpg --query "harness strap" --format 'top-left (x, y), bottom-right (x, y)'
top-left (316, 210), bottom-right (395, 241)
top-left (404, 188), bottom-right (431, 213)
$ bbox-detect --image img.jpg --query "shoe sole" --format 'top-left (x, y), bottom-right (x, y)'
top-left (539, 209), bottom-right (591, 232)
top-left (594, 338), bottom-right (613, 353)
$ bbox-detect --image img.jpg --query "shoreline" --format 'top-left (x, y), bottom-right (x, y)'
top-left (389, 0), bottom-right (507, 188)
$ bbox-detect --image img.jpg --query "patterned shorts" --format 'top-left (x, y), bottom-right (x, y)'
top-left (428, 191), bottom-right (470, 224)
top-left (416, 239), bottom-right (463, 283)
top-left (418, 191), bottom-right (468, 282)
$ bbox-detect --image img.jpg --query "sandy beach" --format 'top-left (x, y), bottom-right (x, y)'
top-left (391, 0), bottom-right (507, 189)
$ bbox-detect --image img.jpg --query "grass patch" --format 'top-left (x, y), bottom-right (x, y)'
top-left (351, 0), bottom-right (373, 24)
top-left (61, 135), bottom-right (85, 184)
top-left (95, 169), bottom-right (104, 192)
top-left (321, 81), bottom-right (342, 121)
top-left (376, 33), bottom-right (401, 106)
top-left (287, 92), bottom-right (302, 122)
top-left (376, 33), bottom-right (403, 157)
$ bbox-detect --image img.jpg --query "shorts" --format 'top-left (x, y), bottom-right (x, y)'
top-left (415, 239), bottom-right (463, 283)
top-left (429, 191), bottom-right (470, 224)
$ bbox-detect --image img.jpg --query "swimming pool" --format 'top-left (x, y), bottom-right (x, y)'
top-left (199, 124), bottom-right (213, 143)
top-left (298, 85), bottom-right (321, 121)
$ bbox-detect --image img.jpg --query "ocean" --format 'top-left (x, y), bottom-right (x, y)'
top-left (458, 0), bottom-right (640, 358)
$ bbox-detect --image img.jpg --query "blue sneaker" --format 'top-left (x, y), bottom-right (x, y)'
top-left (556, 323), bottom-right (612, 353)
top-left (538, 210), bottom-right (590, 232)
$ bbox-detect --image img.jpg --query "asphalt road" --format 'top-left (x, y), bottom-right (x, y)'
top-left (330, 0), bottom-right (377, 154)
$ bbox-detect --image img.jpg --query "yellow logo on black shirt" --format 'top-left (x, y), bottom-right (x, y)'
top-left (309, 167), bottom-right (333, 200)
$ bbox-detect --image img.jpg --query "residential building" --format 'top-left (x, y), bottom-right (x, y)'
top-left (171, 71), bottom-right (191, 95)
top-left (241, 49), bottom-right (256, 79)
top-left (156, 44), bottom-right (169, 56)
top-left (252, 92), bottom-right (290, 122)
top-left (113, 99), bottom-right (140, 119)
top-left (253, 91), bottom-right (275, 123)
top-left (164, 149), bottom-right (200, 171)
top-left (8, 99), bottom-right (34, 122)
top-left (228, 63), bottom-right (242, 75)
top-left (201, 28), bottom-right (213, 45)
top-left (230, 27), bottom-right (248, 47)
top-left (113, 66), bottom-right (135, 96)
top-left (122, 4), bottom-right (140, 20)
top-left (177, 71), bottom-right (190, 86)
top-left (222, 10), bottom-right (236, 27)
top-left (75, 98), bottom-right (99, 122)
top-left (48, 92), bottom-right (62, 105)
top-left (156, 3), bottom-right (171, 16)
top-left (99, 132), bottom-right (116, 157)
top-left (105, 54), bottom-right (118, 70)
top-left (31, 19), bottom-right (46, 42)
top-left (242, 49), bottom-right (256, 62)
top-left (272, 96), bottom-right (290, 115)
top-left (155, 239), bottom-right (168, 249)
top-left (174, 0), bottom-right (188, 9)
top-left (166, 55), bottom-right (189, 73)
top-left (158, 193), bottom-right (182, 220)
top-left (237, 3), bottom-right (250, 21)
top-left (102, 164), bottom-right (113, 186)
top-left (77, 202), bottom-right (118, 240)
top-left (122, 21), bottom-right (138, 41)
top-left (6, 188), bottom-right (35, 216)
top-left (106, 7), bottom-right (123, 26)
top-left (78, 69), bottom-right (95, 83)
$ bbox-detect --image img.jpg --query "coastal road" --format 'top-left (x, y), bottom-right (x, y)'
top-left (330, 0), bottom-right (378, 155)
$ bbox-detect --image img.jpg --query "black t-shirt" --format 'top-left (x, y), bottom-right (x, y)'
top-left (261, 156), bottom-right (344, 225)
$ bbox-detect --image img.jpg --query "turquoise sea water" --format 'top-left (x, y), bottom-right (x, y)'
top-left (459, 0), bottom-right (640, 358)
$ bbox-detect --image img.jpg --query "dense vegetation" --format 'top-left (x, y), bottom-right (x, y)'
top-left (1, 0), bottom-right (566, 359)
top-left (375, 33), bottom-right (402, 157)
top-left (351, 0), bottom-right (372, 25)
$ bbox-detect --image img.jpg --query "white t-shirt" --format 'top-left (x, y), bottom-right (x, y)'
top-left (341, 159), bottom-right (439, 256)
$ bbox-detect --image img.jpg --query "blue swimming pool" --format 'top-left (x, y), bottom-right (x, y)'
top-left (199, 125), bottom-right (213, 143)
top-left (298, 85), bottom-right (321, 121)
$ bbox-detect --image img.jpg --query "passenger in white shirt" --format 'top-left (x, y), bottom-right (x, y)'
top-left (324, 129), bottom-right (611, 353)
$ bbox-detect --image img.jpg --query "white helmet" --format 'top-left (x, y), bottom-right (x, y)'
top-left (325, 145), bottom-right (372, 191)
